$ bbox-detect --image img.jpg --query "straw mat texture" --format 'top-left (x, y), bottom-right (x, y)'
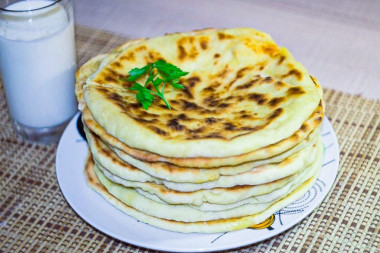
top-left (0, 25), bottom-right (378, 252)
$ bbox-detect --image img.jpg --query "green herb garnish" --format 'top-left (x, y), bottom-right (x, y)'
top-left (121, 60), bottom-right (189, 110)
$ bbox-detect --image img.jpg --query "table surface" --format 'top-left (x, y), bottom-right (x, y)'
top-left (0, 1), bottom-right (379, 252)
top-left (73, 0), bottom-right (380, 100)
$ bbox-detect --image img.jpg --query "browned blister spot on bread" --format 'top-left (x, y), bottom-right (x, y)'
top-left (182, 86), bottom-right (194, 99)
top-left (235, 79), bottom-right (259, 90)
top-left (167, 119), bottom-right (185, 131)
top-left (120, 52), bottom-right (136, 62)
top-left (287, 87), bottom-right (305, 96)
top-left (187, 76), bottom-right (201, 86)
top-left (147, 50), bottom-right (163, 62)
top-left (199, 36), bottom-right (209, 50)
top-left (275, 81), bottom-right (286, 89)
top-left (205, 133), bottom-right (223, 139)
top-left (218, 32), bottom-right (234, 40)
top-left (177, 36), bottom-right (200, 61)
top-left (236, 67), bottom-right (252, 79)
top-left (111, 61), bottom-right (122, 69)
top-left (262, 76), bottom-right (274, 83)
top-left (268, 108), bottom-right (284, 121)
top-left (150, 126), bottom-right (168, 136)
top-left (248, 93), bottom-right (268, 105)
top-left (268, 97), bottom-right (285, 107)
top-left (300, 123), bottom-right (308, 132)
top-left (107, 92), bottom-right (123, 102)
top-left (92, 67), bottom-right (126, 86)
top-left (135, 45), bottom-right (147, 52)
top-left (277, 55), bottom-right (286, 65)
top-left (261, 43), bottom-right (280, 57)
top-left (205, 117), bottom-right (219, 124)
top-left (182, 100), bottom-right (203, 110)
top-left (283, 69), bottom-right (303, 81)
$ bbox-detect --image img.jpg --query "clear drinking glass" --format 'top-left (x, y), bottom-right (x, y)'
top-left (0, 0), bottom-right (77, 143)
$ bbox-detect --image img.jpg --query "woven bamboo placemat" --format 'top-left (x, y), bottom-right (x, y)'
top-left (0, 25), bottom-right (378, 253)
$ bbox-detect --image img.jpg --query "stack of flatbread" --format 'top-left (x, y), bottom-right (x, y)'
top-left (75, 28), bottom-right (324, 233)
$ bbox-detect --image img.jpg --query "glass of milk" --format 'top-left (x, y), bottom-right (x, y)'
top-left (0, 0), bottom-right (77, 143)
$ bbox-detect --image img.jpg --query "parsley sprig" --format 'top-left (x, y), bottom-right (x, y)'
top-left (121, 60), bottom-right (188, 110)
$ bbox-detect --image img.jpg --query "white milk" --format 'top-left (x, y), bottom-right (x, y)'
top-left (0, 0), bottom-right (77, 128)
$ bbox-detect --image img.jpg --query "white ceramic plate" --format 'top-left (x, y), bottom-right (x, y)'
top-left (56, 113), bottom-right (339, 252)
